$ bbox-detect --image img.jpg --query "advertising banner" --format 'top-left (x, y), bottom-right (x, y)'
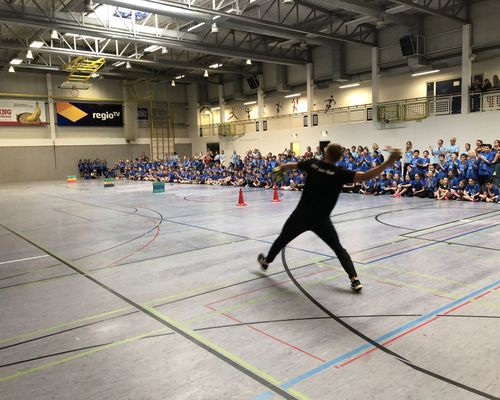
top-left (0, 100), bottom-right (47, 126)
top-left (56, 102), bottom-right (123, 126)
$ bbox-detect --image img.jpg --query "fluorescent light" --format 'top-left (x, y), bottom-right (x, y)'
top-left (51, 30), bottom-right (58, 40)
top-left (211, 107), bottom-right (220, 111)
top-left (212, 15), bottom-right (220, 20)
top-left (246, 59), bottom-right (252, 65)
top-left (91, 73), bottom-right (100, 78)
top-left (125, 61), bottom-right (132, 69)
top-left (8, 66), bottom-right (15, 73)
top-left (29, 41), bottom-right (44, 48)
top-left (203, 69), bottom-right (209, 78)
top-left (187, 22), bottom-right (205, 32)
top-left (411, 69), bottom-right (440, 77)
top-left (211, 23), bottom-right (218, 33)
top-left (339, 83), bottom-right (360, 89)
top-left (243, 101), bottom-right (256, 105)
top-left (144, 45), bottom-right (162, 52)
top-left (10, 58), bottom-right (23, 65)
top-left (171, 80), bottom-right (175, 87)
top-left (113, 61), bottom-right (125, 67)
top-left (284, 93), bottom-right (301, 98)
top-left (26, 50), bottom-right (34, 60)
top-left (175, 75), bottom-right (185, 79)
top-left (209, 63), bottom-right (223, 68)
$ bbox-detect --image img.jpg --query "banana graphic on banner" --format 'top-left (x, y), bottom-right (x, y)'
top-left (17, 102), bottom-right (42, 124)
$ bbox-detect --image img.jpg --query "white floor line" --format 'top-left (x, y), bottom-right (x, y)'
top-left (0, 255), bottom-right (49, 265)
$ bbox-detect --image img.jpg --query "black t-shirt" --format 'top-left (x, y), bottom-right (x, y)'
top-left (295, 159), bottom-right (356, 218)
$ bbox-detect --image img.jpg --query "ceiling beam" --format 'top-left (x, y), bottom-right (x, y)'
top-left (0, 41), bottom-right (247, 75)
top-left (389, 0), bottom-right (467, 24)
top-left (295, 0), bottom-right (417, 27)
top-left (97, 0), bottom-right (373, 46)
top-left (0, 10), bottom-right (306, 65)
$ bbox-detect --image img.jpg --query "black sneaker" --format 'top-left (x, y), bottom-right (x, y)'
top-left (257, 254), bottom-right (268, 272)
top-left (351, 279), bottom-right (363, 291)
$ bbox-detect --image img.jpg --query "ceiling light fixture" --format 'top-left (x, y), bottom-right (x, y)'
top-left (284, 93), bottom-right (301, 98)
top-left (411, 69), bottom-right (440, 77)
top-left (144, 45), bottom-right (162, 52)
top-left (208, 63), bottom-right (223, 69)
top-left (246, 59), bottom-right (252, 65)
top-left (171, 80), bottom-right (176, 87)
top-left (339, 83), bottom-right (360, 89)
top-left (8, 66), bottom-right (15, 73)
top-left (187, 22), bottom-right (205, 32)
top-left (29, 41), bottom-right (44, 48)
top-left (113, 61), bottom-right (125, 67)
top-left (213, 15), bottom-right (221, 20)
top-left (243, 101), bottom-right (256, 105)
top-left (50, 30), bottom-right (58, 40)
top-left (10, 58), bottom-right (23, 65)
top-left (203, 69), bottom-right (209, 78)
top-left (211, 23), bottom-right (218, 33)
top-left (211, 107), bottom-right (220, 111)
top-left (175, 74), bottom-right (185, 79)
top-left (26, 50), bottom-right (34, 60)
top-left (125, 61), bottom-right (132, 69)
top-left (161, 47), bottom-right (168, 54)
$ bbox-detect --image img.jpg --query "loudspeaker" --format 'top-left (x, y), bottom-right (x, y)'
top-left (400, 34), bottom-right (416, 57)
top-left (247, 76), bottom-right (260, 90)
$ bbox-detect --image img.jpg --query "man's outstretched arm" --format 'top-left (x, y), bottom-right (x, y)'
top-left (353, 147), bottom-right (401, 183)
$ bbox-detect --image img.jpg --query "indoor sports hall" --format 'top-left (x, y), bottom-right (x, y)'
top-left (0, 1), bottom-right (499, 400)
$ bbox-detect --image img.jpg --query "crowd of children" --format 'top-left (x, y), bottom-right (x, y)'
top-left (90, 138), bottom-right (499, 203)
top-left (77, 159), bottom-right (109, 179)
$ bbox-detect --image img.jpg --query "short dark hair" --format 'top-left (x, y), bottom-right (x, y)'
top-left (325, 143), bottom-right (343, 162)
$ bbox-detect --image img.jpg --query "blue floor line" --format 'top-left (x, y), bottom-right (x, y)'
top-left (255, 223), bottom-right (500, 400)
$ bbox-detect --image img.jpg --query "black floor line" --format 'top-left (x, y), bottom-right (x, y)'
top-left (408, 236), bottom-right (500, 252)
top-left (0, 221), bottom-right (297, 400)
top-left (53, 208), bottom-right (93, 222)
top-left (281, 248), bottom-right (499, 400)
top-left (5, 313), bottom-right (500, 370)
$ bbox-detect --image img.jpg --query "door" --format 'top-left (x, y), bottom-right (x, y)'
top-left (319, 140), bottom-right (331, 154)
top-left (206, 142), bottom-right (220, 154)
top-left (290, 142), bottom-right (301, 156)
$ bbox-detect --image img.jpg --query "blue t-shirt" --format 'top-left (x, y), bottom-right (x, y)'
top-left (478, 152), bottom-right (495, 176)
top-left (465, 184), bottom-right (480, 195)
top-left (446, 145), bottom-right (460, 161)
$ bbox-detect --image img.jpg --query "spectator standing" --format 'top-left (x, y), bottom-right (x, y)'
top-left (445, 137), bottom-right (460, 161)
top-left (429, 139), bottom-right (446, 166)
top-left (403, 141), bottom-right (413, 177)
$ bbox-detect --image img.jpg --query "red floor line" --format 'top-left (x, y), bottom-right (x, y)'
top-left (338, 296), bottom-right (488, 368)
top-left (338, 316), bottom-right (440, 368)
top-left (205, 268), bottom-right (333, 307)
top-left (108, 220), bottom-right (160, 266)
top-left (215, 310), bottom-right (325, 362)
top-left (473, 291), bottom-right (492, 301)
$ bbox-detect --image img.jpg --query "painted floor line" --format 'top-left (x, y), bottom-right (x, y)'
top-left (0, 255), bottom-right (48, 266)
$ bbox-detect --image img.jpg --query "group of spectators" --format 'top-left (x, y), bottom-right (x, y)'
top-left (84, 139), bottom-right (499, 203)
top-left (472, 74), bottom-right (500, 92)
top-left (77, 159), bottom-right (109, 178)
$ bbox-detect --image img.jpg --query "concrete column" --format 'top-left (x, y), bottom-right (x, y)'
top-left (46, 74), bottom-right (56, 142)
top-left (257, 74), bottom-right (264, 149)
top-left (371, 47), bottom-right (379, 125)
top-left (306, 63), bottom-right (313, 128)
top-left (461, 24), bottom-right (472, 115)
top-left (218, 84), bottom-right (225, 124)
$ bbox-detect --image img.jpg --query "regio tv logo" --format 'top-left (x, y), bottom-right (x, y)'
top-left (93, 111), bottom-right (121, 121)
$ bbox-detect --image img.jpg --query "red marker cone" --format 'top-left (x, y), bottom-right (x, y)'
top-left (237, 188), bottom-right (247, 206)
top-left (272, 184), bottom-right (281, 202)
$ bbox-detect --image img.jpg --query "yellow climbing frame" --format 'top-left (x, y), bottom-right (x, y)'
top-left (63, 56), bottom-right (106, 83)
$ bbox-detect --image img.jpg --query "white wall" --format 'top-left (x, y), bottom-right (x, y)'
top-left (194, 111), bottom-right (499, 158)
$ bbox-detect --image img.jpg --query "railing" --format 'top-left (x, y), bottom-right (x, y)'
top-left (198, 88), bottom-right (500, 137)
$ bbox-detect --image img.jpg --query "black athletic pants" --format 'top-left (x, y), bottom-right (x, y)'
top-left (266, 212), bottom-right (358, 278)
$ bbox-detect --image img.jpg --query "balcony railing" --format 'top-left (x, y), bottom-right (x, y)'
top-left (198, 88), bottom-right (500, 137)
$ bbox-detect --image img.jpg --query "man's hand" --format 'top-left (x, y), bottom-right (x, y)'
top-left (384, 146), bottom-right (402, 162)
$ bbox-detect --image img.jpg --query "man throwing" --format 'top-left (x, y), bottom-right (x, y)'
top-left (258, 143), bottom-right (402, 291)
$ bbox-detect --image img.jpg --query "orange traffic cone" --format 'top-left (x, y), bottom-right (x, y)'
top-left (272, 184), bottom-right (281, 202)
top-left (237, 188), bottom-right (247, 206)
